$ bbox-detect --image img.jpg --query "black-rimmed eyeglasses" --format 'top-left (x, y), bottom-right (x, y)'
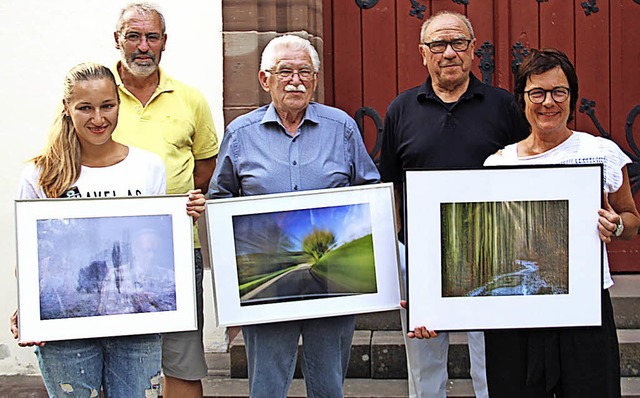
top-left (421, 39), bottom-right (472, 54)
top-left (524, 87), bottom-right (570, 104)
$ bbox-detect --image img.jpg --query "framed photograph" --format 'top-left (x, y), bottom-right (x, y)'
top-left (405, 165), bottom-right (603, 331)
top-left (203, 183), bottom-right (401, 326)
top-left (15, 195), bottom-right (197, 342)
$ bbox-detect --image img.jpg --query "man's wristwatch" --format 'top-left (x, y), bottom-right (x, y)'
top-left (614, 218), bottom-right (625, 237)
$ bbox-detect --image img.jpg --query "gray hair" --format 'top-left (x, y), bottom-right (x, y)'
top-left (260, 35), bottom-right (321, 73)
top-left (116, 2), bottom-right (166, 34)
top-left (420, 11), bottom-right (475, 42)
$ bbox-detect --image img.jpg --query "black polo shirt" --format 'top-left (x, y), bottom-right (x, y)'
top-left (379, 73), bottom-right (529, 232)
top-left (380, 73), bottom-right (529, 182)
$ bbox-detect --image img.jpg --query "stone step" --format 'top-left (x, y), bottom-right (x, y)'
top-left (202, 376), bottom-right (640, 398)
top-left (611, 275), bottom-right (640, 329)
top-left (229, 329), bottom-right (640, 379)
top-left (1, 364), bottom-right (638, 398)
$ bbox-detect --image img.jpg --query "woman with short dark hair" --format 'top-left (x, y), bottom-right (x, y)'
top-left (484, 48), bottom-right (639, 397)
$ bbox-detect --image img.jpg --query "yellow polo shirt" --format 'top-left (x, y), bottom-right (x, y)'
top-left (112, 64), bottom-right (219, 247)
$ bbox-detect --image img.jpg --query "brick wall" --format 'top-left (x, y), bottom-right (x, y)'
top-left (222, 0), bottom-right (324, 126)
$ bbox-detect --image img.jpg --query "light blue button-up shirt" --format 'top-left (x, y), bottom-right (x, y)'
top-left (208, 102), bottom-right (380, 198)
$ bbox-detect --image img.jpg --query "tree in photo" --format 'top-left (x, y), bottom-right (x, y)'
top-left (302, 228), bottom-right (336, 262)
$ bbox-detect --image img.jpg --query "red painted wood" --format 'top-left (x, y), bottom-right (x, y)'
top-left (431, 0), bottom-right (464, 15)
top-left (322, 0), bottom-right (334, 106)
top-left (610, 0), bottom-right (640, 155)
top-left (508, 0), bottom-right (539, 91)
top-left (467, 0), bottom-right (494, 85)
top-left (331, 0), bottom-right (362, 118)
top-left (607, 0), bottom-right (640, 272)
top-left (493, 1), bottom-right (512, 90)
top-left (574, 2), bottom-right (610, 137)
top-left (396, 1), bottom-right (427, 94)
top-left (361, 2), bottom-right (397, 154)
top-left (539, 1), bottom-right (574, 57)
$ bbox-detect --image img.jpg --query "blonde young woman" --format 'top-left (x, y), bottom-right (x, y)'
top-left (10, 62), bottom-right (205, 397)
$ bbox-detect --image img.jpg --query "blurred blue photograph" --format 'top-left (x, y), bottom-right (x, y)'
top-left (37, 214), bottom-right (177, 320)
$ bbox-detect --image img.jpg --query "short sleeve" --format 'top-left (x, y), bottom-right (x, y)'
top-left (17, 163), bottom-right (46, 199)
top-left (191, 91), bottom-right (219, 161)
top-left (601, 138), bottom-right (632, 193)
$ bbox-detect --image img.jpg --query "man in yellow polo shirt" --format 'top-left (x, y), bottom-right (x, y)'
top-left (111, 3), bottom-right (218, 397)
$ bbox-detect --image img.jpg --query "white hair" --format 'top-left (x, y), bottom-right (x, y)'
top-left (116, 2), bottom-right (166, 34)
top-left (260, 35), bottom-right (321, 73)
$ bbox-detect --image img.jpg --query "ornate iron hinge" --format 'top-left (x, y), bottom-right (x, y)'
top-left (581, 0), bottom-right (599, 15)
top-left (511, 41), bottom-right (530, 76)
top-left (579, 98), bottom-right (640, 195)
top-left (409, 0), bottom-right (426, 19)
top-left (354, 107), bottom-right (384, 164)
top-left (475, 41), bottom-right (495, 86)
top-left (356, 0), bottom-right (427, 19)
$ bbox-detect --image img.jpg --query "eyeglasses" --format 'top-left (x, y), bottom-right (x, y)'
top-left (269, 67), bottom-right (316, 81)
top-left (524, 87), bottom-right (570, 104)
top-left (120, 32), bottom-right (163, 44)
top-left (421, 39), bottom-right (472, 54)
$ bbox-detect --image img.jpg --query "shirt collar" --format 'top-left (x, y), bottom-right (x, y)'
top-left (417, 72), bottom-right (484, 103)
top-left (260, 102), bottom-right (320, 127)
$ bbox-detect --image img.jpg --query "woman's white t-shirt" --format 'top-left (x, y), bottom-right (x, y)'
top-left (484, 131), bottom-right (632, 288)
top-left (18, 146), bottom-right (167, 199)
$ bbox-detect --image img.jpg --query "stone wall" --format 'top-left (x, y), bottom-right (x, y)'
top-left (222, 0), bottom-right (324, 126)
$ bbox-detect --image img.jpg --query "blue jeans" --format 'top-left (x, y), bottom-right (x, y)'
top-left (243, 315), bottom-right (355, 398)
top-left (35, 334), bottom-right (162, 397)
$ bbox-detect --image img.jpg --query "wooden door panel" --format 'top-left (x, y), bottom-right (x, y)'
top-left (362, 3), bottom-right (398, 154)
top-left (601, 0), bottom-right (640, 271)
top-left (539, 1), bottom-right (574, 58)
top-left (396, 1), bottom-right (427, 93)
top-left (575, 2), bottom-right (611, 137)
top-left (467, 0), bottom-right (495, 85)
top-left (431, 0), bottom-right (464, 15)
top-left (325, 0), bottom-right (640, 272)
top-left (322, 0), bottom-right (334, 105)
top-left (331, 0), bottom-right (363, 118)
top-left (611, 0), bottom-right (640, 156)
top-left (508, 0), bottom-right (539, 91)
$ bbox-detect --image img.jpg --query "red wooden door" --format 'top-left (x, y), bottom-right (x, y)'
top-left (323, 0), bottom-right (640, 272)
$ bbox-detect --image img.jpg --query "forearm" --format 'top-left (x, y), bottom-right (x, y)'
top-left (193, 157), bottom-right (216, 193)
top-left (616, 210), bottom-right (640, 240)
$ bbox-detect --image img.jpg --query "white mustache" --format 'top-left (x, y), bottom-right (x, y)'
top-left (284, 84), bottom-right (306, 92)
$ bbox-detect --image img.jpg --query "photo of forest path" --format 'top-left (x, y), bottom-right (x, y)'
top-left (37, 215), bottom-right (177, 320)
top-left (233, 203), bottom-right (377, 306)
top-left (441, 200), bottom-right (569, 297)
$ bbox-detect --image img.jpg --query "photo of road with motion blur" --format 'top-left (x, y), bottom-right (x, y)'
top-left (232, 203), bottom-right (377, 306)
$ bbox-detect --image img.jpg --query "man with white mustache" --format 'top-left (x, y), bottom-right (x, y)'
top-left (379, 10), bottom-right (529, 398)
top-left (208, 34), bottom-right (379, 398)
top-left (110, 3), bottom-right (219, 398)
